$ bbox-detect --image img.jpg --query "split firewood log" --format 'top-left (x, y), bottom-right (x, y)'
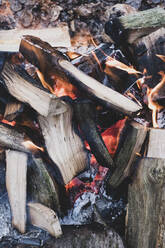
top-left (0, 26), bottom-right (71, 52)
top-left (0, 122), bottom-right (41, 154)
top-left (27, 156), bottom-right (61, 214)
top-left (105, 7), bottom-right (165, 45)
top-left (126, 128), bottom-right (165, 248)
top-left (109, 121), bottom-right (147, 188)
top-left (73, 100), bottom-right (114, 170)
top-left (19, 35), bottom-right (141, 116)
top-left (6, 150), bottom-right (27, 233)
top-left (38, 100), bottom-right (88, 185)
top-left (4, 101), bottom-right (24, 121)
top-left (28, 202), bottom-right (62, 238)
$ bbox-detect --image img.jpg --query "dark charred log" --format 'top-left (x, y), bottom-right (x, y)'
top-left (73, 100), bottom-right (114, 170)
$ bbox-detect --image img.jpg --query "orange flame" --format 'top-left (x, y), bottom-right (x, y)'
top-left (156, 54), bottom-right (165, 62)
top-left (147, 71), bottom-right (165, 128)
top-left (1, 119), bottom-right (16, 126)
top-left (22, 140), bottom-right (44, 153)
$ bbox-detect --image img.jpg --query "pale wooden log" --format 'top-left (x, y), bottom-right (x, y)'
top-left (0, 26), bottom-right (71, 52)
top-left (1, 63), bottom-right (66, 117)
top-left (20, 35), bottom-right (142, 116)
top-left (27, 156), bottom-right (61, 214)
top-left (105, 7), bottom-right (165, 44)
top-left (109, 121), bottom-right (147, 188)
top-left (28, 202), bottom-right (62, 238)
top-left (6, 150), bottom-right (27, 233)
top-left (38, 100), bottom-right (87, 184)
top-left (126, 127), bottom-right (165, 248)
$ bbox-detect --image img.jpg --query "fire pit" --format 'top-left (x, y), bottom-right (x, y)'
top-left (0, 1), bottom-right (165, 248)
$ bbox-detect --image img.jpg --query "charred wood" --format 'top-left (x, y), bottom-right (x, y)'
top-left (20, 35), bottom-right (142, 116)
top-left (28, 202), bottom-right (62, 238)
top-left (73, 100), bottom-right (114, 170)
top-left (109, 121), bottom-right (147, 188)
top-left (6, 150), bottom-right (27, 233)
top-left (38, 100), bottom-right (88, 185)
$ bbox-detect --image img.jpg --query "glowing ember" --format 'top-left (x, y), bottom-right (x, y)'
top-left (1, 119), bottom-right (16, 126)
top-left (147, 71), bottom-right (165, 128)
top-left (105, 56), bottom-right (141, 75)
top-left (22, 140), bottom-right (44, 153)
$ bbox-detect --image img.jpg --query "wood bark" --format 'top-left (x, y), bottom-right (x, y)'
top-left (6, 150), bottom-right (27, 233)
top-left (109, 121), bottom-right (147, 188)
top-left (38, 100), bottom-right (88, 185)
top-left (105, 7), bottom-right (165, 44)
top-left (126, 128), bottom-right (165, 248)
top-left (0, 26), bottom-right (71, 52)
top-left (20, 35), bottom-right (142, 116)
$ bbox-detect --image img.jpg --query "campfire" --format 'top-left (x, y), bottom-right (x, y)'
top-left (0, 2), bottom-right (165, 248)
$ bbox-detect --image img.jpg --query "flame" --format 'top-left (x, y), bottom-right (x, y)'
top-left (105, 57), bottom-right (141, 75)
top-left (91, 51), bottom-right (103, 72)
top-left (147, 71), bottom-right (165, 128)
top-left (1, 119), bottom-right (16, 126)
top-left (156, 54), bottom-right (165, 62)
top-left (37, 69), bottom-right (78, 99)
top-left (22, 140), bottom-right (44, 153)
top-left (125, 91), bottom-right (142, 106)
top-left (66, 51), bottom-right (81, 60)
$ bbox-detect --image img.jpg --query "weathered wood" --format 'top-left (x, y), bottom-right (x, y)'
top-left (147, 128), bottom-right (165, 158)
top-left (28, 202), bottom-right (62, 238)
top-left (105, 7), bottom-right (165, 44)
top-left (6, 150), bottom-right (27, 233)
top-left (126, 157), bottom-right (165, 248)
top-left (0, 26), bottom-right (71, 52)
top-left (20, 35), bottom-right (142, 116)
top-left (1, 63), bottom-right (58, 117)
top-left (27, 156), bottom-right (61, 214)
top-left (109, 121), bottom-right (147, 188)
top-left (38, 100), bottom-right (87, 184)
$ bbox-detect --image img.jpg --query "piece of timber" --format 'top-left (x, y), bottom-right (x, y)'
top-left (73, 100), bottom-right (114, 170)
top-left (20, 36), bottom-right (142, 116)
top-left (38, 100), bottom-right (87, 185)
top-left (109, 121), bottom-right (147, 188)
top-left (4, 101), bottom-right (24, 121)
top-left (126, 157), bottom-right (165, 248)
top-left (0, 122), bottom-right (39, 154)
top-left (105, 7), bottom-right (165, 44)
top-left (27, 156), bottom-right (61, 214)
top-left (28, 202), bottom-right (62, 238)
top-left (6, 150), bottom-right (27, 233)
top-left (1, 63), bottom-right (67, 117)
top-left (0, 26), bottom-right (70, 52)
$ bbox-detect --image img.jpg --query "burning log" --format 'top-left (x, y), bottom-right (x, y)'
top-left (27, 156), bottom-right (61, 214)
top-left (73, 100), bottom-right (114, 170)
top-left (0, 26), bottom-right (71, 52)
top-left (28, 202), bottom-right (62, 238)
top-left (20, 35), bottom-right (142, 116)
top-left (38, 100), bottom-right (88, 185)
top-left (109, 121), bottom-right (147, 188)
top-left (126, 128), bottom-right (165, 248)
top-left (105, 7), bottom-right (165, 45)
top-left (6, 150), bottom-right (27, 233)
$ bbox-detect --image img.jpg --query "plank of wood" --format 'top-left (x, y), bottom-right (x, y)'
top-left (6, 150), bottom-right (27, 233)
top-left (147, 128), bottom-right (165, 159)
top-left (0, 26), bottom-right (71, 52)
